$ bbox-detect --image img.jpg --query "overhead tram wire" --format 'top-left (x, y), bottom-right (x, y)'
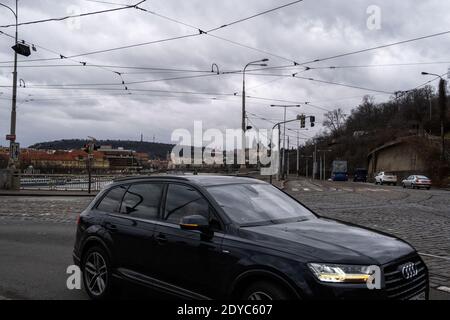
top-left (25, 72), bottom-right (224, 87)
top-left (0, 30), bottom-right (129, 88)
top-left (247, 111), bottom-right (313, 140)
top-left (0, 1), bottom-right (147, 28)
top-left (82, 0), bottom-right (134, 7)
top-left (135, 5), bottom-right (302, 65)
top-left (205, 0), bottom-right (304, 33)
top-left (134, 3), bottom-right (450, 71)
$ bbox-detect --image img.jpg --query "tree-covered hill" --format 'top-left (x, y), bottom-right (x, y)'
top-left (29, 139), bottom-right (174, 159)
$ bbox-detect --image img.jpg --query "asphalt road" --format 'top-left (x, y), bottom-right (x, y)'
top-left (0, 219), bottom-right (86, 300)
top-left (0, 183), bottom-right (449, 300)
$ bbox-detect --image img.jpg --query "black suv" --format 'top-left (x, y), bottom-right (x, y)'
top-left (73, 175), bottom-right (428, 300)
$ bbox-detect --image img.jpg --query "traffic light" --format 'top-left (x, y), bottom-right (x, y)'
top-left (300, 115), bottom-right (306, 128)
top-left (310, 116), bottom-right (316, 127)
top-left (12, 43), bottom-right (31, 57)
top-left (83, 143), bottom-right (99, 153)
top-left (83, 144), bottom-right (90, 153)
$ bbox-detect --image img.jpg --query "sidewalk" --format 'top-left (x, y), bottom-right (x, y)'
top-left (0, 190), bottom-right (97, 197)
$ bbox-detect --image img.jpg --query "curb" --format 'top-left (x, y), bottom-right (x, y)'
top-left (0, 191), bottom-right (97, 197)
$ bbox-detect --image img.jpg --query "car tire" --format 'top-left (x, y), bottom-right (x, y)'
top-left (82, 246), bottom-right (115, 300)
top-left (402, 184), bottom-right (406, 188)
top-left (427, 187), bottom-right (431, 190)
top-left (380, 181), bottom-right (384, 185)
top-left (243, 281), bottom-right (291, 300)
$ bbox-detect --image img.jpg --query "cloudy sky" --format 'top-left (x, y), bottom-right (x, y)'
top-left (1, 0), bottom-right (449, 147)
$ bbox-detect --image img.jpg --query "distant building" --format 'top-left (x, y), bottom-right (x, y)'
top-left (97, 145), bottom-right (142, 172)
top-left (20, 149), bottom-right (109, 173)
top-left (367, 136), bottom-right (439, 180)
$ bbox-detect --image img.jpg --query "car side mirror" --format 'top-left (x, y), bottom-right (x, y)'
top-left (180, 215), bottom-right (211, 233)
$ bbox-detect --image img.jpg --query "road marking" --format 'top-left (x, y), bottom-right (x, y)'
top-left (303, 188), bottom-right (310, 191)
top-left (437, 286), bottom-right (450, 294)
top-left (419, 253), bottom-right (450, 261)
top-left (292, 188), bottom-right (299, 192)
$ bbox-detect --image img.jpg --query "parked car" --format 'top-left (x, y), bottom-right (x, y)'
top-left (402, 175), bottom-right (432, 190)
top-left (331, 173), bottom-right (348, 181)
top-left (353, 168), bottom-right (368, 182)
top-left (73, 175), bottom-right (428, 300)
top-left (375, 172), bottom-right (398, 186)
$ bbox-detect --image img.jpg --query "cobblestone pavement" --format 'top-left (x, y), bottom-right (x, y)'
top-left (285, 178), bottom-right (450, 291)
top-left (0, 196), bottom-right (92, 224)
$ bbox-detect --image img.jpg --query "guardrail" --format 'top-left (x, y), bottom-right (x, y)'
top-left (19, 174), bottom-right (120, 191)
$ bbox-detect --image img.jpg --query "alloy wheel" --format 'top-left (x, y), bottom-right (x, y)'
top-left (247, 291), bottom-right (273, 301)
top-left (84, 251), bottom-right (108, 296)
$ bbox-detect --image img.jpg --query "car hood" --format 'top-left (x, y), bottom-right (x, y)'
top-left (239, 218), bottom-right (415, 265)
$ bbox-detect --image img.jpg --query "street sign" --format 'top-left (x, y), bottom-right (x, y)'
top-left (6, 134), bottom-right (16, 141)
top-left (10, 142), bottom-right (20, 160)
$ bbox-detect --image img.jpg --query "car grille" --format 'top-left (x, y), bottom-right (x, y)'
top-left (383, 255), bottom-right (428, 300)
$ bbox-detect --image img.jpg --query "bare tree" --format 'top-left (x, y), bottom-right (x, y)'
top-left (323, 108), bottom-right (347, 135)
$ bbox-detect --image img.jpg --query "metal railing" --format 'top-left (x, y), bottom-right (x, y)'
top-left (19, 174), bottom-right (121, 191)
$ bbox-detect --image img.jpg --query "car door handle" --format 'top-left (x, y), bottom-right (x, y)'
top-left (155, 233), bottom-right (168, 244)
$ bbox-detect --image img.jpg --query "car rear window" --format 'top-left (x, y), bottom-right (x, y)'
top-left (97, 185), bottom-right (127, 213)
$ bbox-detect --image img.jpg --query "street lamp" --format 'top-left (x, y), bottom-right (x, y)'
top-left (270, 104), bottom-right (301, 179)
top-left (241, 59), bottom-right (268, 168)
top-left (422, 72), bottom-right (447, 161)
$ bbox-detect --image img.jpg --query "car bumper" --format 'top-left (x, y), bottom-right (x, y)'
top-left (415, 183), bottom-right (432, 187)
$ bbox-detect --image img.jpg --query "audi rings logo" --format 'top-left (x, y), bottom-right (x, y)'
top-left (400, 262), bottom-right (418, 280)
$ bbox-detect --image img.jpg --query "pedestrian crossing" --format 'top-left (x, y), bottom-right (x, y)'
top-left (290, 185), bottom-right (390, 193)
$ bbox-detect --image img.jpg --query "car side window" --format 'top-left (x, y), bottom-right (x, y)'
top-left (97, 185), bottom-right (127, 213)
top-left (120, 183), bottom-right (164, 220)
top-left (164, 184), bottom-right (221, 230)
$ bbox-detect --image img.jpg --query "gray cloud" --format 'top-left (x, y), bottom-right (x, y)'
top-left (0, 0), bottom-right (449, 146)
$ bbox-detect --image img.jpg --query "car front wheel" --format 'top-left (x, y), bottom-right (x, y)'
top-left (82, 246), bottom-right (114, 300)
top-left (243, 281), bottom-right (291, 300)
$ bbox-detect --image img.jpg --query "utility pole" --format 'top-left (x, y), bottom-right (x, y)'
top-left (270, 104), bottom-right (301, 179)
top-left (422, 72), bottom-right (447, 161)
top-left (296, 131), bottom-right (300, 177)
top-left (306, 157), bottom-right (309, 179)
top-left (313, 141), bottom-right (317, 180)
top-left (318, 149), bottom-right (332, 181)
top-left (439, 78), bottom-right (447, 161)
top-left (287, 136), bottom-right (290, 177)
top-left (270, 117), bottom-right (302, 183)
top-left (319, 155), bottom-right (322, 180)
top-left (84, 137), bottom-right (97, 194)
top-left (10, 0), bottom-right (18, 170)
top-left (241, 59), bottom-right (268, 168)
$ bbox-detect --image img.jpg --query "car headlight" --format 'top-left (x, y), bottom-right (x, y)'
top-left (308, 263), bottom-right (372, 283)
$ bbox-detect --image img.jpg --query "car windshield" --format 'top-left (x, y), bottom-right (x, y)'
top-left (207, 183), bottom-right (316, 227)
top-left (385, 173), bottom-right (395, 176)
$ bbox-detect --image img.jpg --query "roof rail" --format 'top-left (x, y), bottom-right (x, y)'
top-left (113, 175), bottom-right (189, 183)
